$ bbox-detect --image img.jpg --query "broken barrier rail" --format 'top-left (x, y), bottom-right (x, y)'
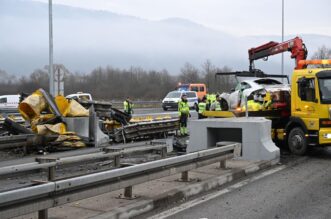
top-left (0, 143), bottom-right (240, 219)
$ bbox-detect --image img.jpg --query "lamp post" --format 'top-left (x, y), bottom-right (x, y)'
top-left (49, 0), bottom-right (54, 96)
top-left (281, 0), bottom-right (284, 82)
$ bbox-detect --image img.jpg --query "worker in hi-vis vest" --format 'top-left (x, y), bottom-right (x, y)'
top-left (198, 95), bottom-right (207, 119)
top-left (178, 93), bottom-right (191, 136)
top-left (210, 94), bottom-right (222, 111)
top-left (123, 97), bottom-right (134, 115)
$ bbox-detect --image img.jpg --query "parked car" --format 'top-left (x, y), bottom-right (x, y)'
top-left (0, 94), bottom-right (20, 113)
top-left (220, 78), bottom-right (290, 109)
top-left (66, 92), bottom-right (92, 101)
top-left (162, 91), bottom-right (198, 111)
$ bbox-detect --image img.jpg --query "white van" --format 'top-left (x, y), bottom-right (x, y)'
top-left (66, 92), bottom-right (92, 101)
top-left (162, 91), bottom-right (198, 111)
top-left (0, 95), bottom-right (20, 112)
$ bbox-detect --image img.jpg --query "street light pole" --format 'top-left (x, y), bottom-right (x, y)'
top-left (281, 0), bottom-right (284, 82)
top-left (49, 0), bottom-right (54, 96)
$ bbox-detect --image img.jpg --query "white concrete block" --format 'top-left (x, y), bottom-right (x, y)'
top-left (188, 117), bottom-right (279, 162)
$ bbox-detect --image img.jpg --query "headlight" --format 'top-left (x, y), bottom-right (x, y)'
top-left (323, 133), bottom-right (331, 139)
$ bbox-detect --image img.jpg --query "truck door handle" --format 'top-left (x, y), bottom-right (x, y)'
top-left (296, 108), bottom-right (301, 111)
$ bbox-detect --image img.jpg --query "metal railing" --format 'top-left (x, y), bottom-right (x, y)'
top-left (111, 100), bottom-right (161, 109)
top-left (0, 144), bottom-right (168, 178)
top-left (0, 143), bottom-right (239, 219)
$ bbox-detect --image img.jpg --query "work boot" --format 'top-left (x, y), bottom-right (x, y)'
top-left (180, 127), bottom-right (185, 136)
top-left (184, 127), bottom-right (189, 136)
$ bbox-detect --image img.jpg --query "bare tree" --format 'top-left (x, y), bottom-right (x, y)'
top-left (179, 62), bottom-right (201, 83)
top-left (311, 45), bottom-right (331, 68)
top-left (0, 61), bottom-right (235, 100)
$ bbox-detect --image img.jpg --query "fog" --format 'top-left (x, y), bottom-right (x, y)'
top-left (1, 0), bottom-right (330, 76)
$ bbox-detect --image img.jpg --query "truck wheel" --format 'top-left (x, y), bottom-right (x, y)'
top-left (220, 99), bottom-right (229, 111)
top-left (288, 127), bottom-right (307, 155)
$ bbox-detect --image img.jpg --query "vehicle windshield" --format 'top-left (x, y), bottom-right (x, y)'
top-left (319, 78), bottom-right (331, 103)
top-left (177, 85), bottom-right (189, 91)
top-left (166, 92), bottom-right (181, 98)
top-left (186, 92), bottom-right (196, 98)
top-left (78, 95), bottom-right (91, 101)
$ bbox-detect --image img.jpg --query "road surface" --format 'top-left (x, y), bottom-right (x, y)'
top-left (150, 148), bottom-right (331, 219)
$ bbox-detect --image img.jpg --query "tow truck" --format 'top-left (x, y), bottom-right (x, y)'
top-left (205, 37), bottom-right (331, 155)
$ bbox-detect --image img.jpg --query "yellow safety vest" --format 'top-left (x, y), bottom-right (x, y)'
top-left (123, 100), bottom-right (133, 114)
top-left (198, 102), bottom-right (207, 114)
top-left (243, 100), bottom-right (261, 111)
top-left (215, 101), bottom-right (221, 111)
top-left (178, 101), bottom-right (190, 116)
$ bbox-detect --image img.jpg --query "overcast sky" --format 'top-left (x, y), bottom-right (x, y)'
top-left (32, 0), bottom-right (331, 36)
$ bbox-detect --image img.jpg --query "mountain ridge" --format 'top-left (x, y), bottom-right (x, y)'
top-left (1, 0), bottom-right (330, 76)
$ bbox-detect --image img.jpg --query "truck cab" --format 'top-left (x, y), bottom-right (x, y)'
top-left (288, 68), bottom-right (331, 154)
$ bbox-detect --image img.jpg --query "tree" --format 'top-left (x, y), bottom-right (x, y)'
top-left (179, 63), bottom-right (201, 83)
top-left (311, 45), bottom-right (331, 68)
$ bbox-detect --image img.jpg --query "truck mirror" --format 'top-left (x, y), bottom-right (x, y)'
top-left (230, 88), bottom-right (235, 92)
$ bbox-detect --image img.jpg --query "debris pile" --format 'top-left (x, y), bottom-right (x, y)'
top-left (18, 89), bottom-right (88, 148)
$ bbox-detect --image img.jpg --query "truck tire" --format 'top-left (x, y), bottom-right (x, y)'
top-left (288, 127), bottom-right (308, 155)
top-left (220, 98), bottom-right (229, 111)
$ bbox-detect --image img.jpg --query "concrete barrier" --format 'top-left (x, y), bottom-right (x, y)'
top-left (188, 117), bottom-right (279, 162)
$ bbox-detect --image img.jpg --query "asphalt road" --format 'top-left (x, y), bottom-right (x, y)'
top-left (155, 148), bottom-right (331, 219)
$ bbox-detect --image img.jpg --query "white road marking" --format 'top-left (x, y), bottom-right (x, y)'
top-left (147, 165), bottom-right (287, 219)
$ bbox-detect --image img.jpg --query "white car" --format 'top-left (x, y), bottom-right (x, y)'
top-left (162, 91), bottom-right (198, 111)
top-left (0, 94), bottom-right (20, 113)
top-left (66, 92), bottom-right (92, 101)
top-left (220, 78), bottom-right (290, 109)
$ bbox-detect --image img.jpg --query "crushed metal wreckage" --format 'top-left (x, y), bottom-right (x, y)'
top-left (0, 89), bottom-right (179, 152)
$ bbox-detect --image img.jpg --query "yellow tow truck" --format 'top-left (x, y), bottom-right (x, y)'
top-left (204, 37), bottom-right (331, 155)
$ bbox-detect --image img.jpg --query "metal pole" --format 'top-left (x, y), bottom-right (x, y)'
top-left (281, 0), bottom-right (284, 82)
top-left (49, 0), bottom-right (54, 96)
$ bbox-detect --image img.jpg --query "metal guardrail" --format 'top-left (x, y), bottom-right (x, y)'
top-left (111, 100), bottom-right (161, 109)
top-left (0, 143), bottom-right (239, 219)
top-left (0, 144), bottom-right (168, 177)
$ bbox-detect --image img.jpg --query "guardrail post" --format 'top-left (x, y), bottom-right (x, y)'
top-left (48, 166), bottom-right (56, 180)
top-left (114, 155), bottom-right (121, 168)
top-left (181, 171), bottom-right (189, 182)
top-left (104, 148), bottom-right (122, 168)
top-left (160, 147), bottom-right (167, 158)
top-left (38, 210), bottom-right (48, 219)
top-left (220, 160), bottom-right (227, 169)
top-left (124, 186), bottom-right (133, 199)
top-left (35, 157), bottom-right (57, 219)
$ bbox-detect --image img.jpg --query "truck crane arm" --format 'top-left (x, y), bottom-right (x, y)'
top-left (248, 36), bottom-right (308, 71)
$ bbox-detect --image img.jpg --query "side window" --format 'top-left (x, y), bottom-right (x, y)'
top-left (191, 86), bottom-right (199, 92)
top-left (241, 82), bottom-right (251, 90)
top-left (199, 86), bottom-right (205, 92)
top-left (0, 98), bottom-right (7, 103)
top-left (298, 77), bottom-right (315, 102)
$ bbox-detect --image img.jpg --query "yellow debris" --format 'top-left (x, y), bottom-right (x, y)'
top-left (19, 90), bottom-right (47, 121)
